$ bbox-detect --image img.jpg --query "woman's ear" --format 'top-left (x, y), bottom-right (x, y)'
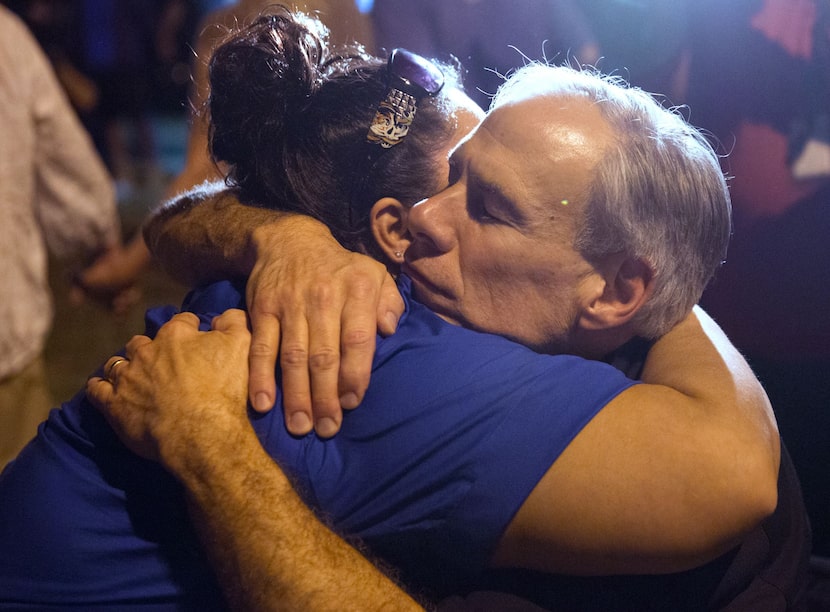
top-left (371, 197), bottom-right (410, 264)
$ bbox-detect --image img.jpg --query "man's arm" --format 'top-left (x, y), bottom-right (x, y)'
top-left (185, 428), bottom-right (422, 612)
top-left (144, 187), bottom-right (780, 575)
top-left (492, 306), bottom-right (780, 575)
top-left (143, 181), bottom-right (262, 285)
top-left (20, 4), bottom-right (147, 316)
top-left (86, 308), bottom-right (777, 588)
top-left (144, 184), bottom-right (404, 435)
top-left (87, 311), bottom-right (422, 612)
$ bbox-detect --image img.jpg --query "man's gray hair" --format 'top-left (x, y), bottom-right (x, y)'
top-left (491, 64), bottom-right (732, 338)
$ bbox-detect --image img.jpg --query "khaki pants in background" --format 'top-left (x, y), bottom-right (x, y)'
top-left (0, 356), bottom-right (53, 470)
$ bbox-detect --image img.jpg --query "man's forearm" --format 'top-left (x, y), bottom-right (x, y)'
top-left (88, 311), bottom-right (417, 610)
top-left (176, 424), bottom-right (423, 612)
top-left (144, 181), bottom-right (400, 429)
top-left (143, 182), bottom-right (288, 286)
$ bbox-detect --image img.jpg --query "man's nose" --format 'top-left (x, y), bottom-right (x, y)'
top-left (407, 191), bottom-right (458, 254)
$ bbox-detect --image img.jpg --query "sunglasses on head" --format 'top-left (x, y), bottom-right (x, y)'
top-left (348, 49), bottom-right (445, 230)
top-left (365, 48), bottom-right (445, 148)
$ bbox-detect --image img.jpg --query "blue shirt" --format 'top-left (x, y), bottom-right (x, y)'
top-left (0, 277), bottom-right (635, 608)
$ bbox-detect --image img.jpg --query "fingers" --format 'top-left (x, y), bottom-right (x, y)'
top-left (213, 311), bottom-right (255, 390)
top-left (88, 354), bottom-right (131, 440)
top-left (278, 314), bottom-right (314, 435)
top-left (124, 334), bottom-right (152, 358)
top-left (306, 284), bottom-right (347, 437)
top-left (376, 273), bottom-right (405, 336)
top-left (157, 311), bottom-right (201, 334)
top-left (86, 375), bottom-right (115, 412)
top-left (280, 281), bottom-right (357, 438)
top-left (335, 271), bottom-right (401, 412)
top-left (103, 355), bottom-right (129, 384)
top-left (247, 312), bottom-right (280, 414)
top-left (86, 309), bottom-right (254, 466)
top-left (337, 275), bottom-right (382, 411)
top-left (211, 308), bottom-right (249, 333)
top-left (240, 230), bottom-right (398, 437)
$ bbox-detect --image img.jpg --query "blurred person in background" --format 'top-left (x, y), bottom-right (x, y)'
top-left (0, 5), bottom-right (125, 469)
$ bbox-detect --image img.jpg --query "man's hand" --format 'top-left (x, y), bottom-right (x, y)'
top-left (86, 310), bottom-right (422, 612)
top-left (86, 309), bottom-right (252, 473)
top-left (145, 186), bottom-right (404, 439)
top-left (246, 217), bottom-right (403, 438)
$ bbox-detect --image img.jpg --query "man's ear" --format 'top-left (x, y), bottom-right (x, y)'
top-left (370, 198), bottom-right (410, 264)
top-left (579, 255), bottom-right (653, 331)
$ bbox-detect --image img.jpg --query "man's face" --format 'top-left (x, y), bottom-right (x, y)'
top-left (403, 94), bottom-right (615, 353)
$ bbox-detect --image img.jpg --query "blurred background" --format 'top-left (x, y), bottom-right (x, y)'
top-left (2, 0), bottom-right (827, 559)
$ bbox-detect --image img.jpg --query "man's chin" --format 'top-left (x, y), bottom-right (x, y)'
top-left (402, 268), bottom-right (462, 326)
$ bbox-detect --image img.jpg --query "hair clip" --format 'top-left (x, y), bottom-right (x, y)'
top-left (366, 49), bottom-right (445, 148)
top-left (367, 89), bottom-right (418, 148)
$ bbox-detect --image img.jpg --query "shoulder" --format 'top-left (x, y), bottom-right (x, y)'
top-left (386, 278), bottom-right (637, 418)
top-left (0, 8), bottom-right (40, 68)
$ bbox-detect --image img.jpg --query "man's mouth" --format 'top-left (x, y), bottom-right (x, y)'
top-left (401, 262), bottom-right (446, 299)
top-left (402, 263), bottom-right (462, 326)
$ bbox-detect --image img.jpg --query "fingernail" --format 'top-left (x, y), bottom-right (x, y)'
top-left (315, 417), bottom-right (339, 438)
top-left (254, 392), bottom-right (273, 412)
top-left (384, 311), bottom-right (400, 332)
top-left (340, 392), bottom-right (359, 410)
top-left (288, 412), bottom-right (312, 434)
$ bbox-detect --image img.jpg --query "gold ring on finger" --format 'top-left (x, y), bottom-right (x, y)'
top-left (104, 357), bottom-right (129, 384)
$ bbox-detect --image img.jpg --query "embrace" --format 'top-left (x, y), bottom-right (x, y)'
top-left (0, 8), bottom-right (809, 611)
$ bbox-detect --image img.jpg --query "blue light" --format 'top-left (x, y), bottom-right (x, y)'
top-left (356, 0), bottom-right (374, 13)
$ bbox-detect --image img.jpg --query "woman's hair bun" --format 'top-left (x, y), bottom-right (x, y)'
top-left (208, 8), bottom-right (329, 169)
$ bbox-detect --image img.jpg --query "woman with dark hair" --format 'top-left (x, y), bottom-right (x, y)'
top-left (204, 10), bottom-right (472, 265)
top-left (0, 9), bottom-right (499, 609)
